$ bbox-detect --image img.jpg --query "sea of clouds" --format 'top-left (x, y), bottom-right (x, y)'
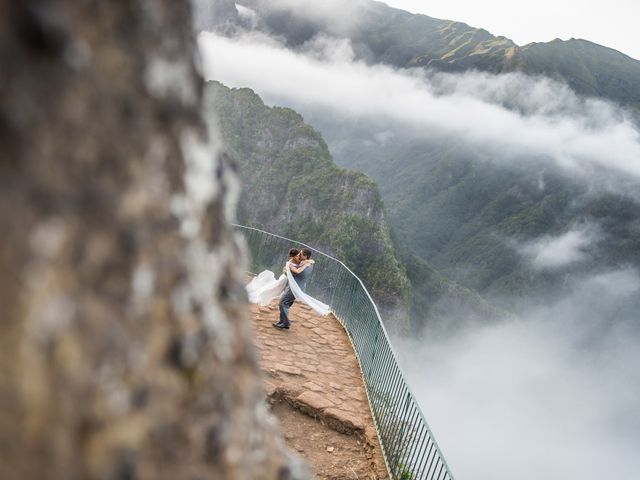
top-left (395, 267), bottom-right (640, 479)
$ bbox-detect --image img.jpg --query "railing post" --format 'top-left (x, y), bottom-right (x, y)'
top-left (368, 329), bottom-right (380, 378)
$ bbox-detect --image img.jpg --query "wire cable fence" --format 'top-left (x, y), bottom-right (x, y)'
top-left (234, 224), bottom-right (454, 480)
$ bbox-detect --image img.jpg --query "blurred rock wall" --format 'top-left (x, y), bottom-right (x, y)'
top-left (0, 1), bottom-right (307, 478)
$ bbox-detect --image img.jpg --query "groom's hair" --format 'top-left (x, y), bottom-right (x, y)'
top-left (300, 248), bottom-right (312, 259)
top-left (288, 248), bottom-right (299, 257)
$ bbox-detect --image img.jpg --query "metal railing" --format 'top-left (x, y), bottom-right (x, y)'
top-left (234, 224), bottom-right (454, 480)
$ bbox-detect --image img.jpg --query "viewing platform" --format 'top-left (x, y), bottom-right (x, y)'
top-left (238, 224), bottom-right (453, 480)
top-left (250, 301), bottom-right (389, 479)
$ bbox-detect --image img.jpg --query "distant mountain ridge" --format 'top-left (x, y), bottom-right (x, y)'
top-left (195, 0), bottom-right (640, 109)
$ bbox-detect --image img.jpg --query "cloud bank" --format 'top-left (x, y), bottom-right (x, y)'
top-left (198, 31), bottom-right (640, 183)
top-left (395, 268), bottom-right (640, 480)
top-left (520, 225), bottom-right (598, 269)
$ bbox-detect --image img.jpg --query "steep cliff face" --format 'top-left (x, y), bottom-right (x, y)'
top-left (205, 81), bottom-right (409, 306)
top-left (0, 1), bottom-right (307, 479)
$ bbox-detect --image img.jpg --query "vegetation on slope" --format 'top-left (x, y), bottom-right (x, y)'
top-left (315, 120), bottom-right (640, 310)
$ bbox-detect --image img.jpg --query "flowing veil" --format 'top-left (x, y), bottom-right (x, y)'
top-left (246, 270), bottom-right (287, 306)
top-left (285, 262), bottom-right (330, 316)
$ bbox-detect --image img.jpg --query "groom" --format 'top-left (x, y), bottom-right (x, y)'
top-left (273, 248), bottom-right (313, 330)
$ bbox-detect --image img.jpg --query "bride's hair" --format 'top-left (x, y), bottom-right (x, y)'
top-left (288, 248), bottom-right (300, 258)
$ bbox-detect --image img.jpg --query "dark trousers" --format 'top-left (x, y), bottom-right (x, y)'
top-left (278, 288), bottom-right (296, 326)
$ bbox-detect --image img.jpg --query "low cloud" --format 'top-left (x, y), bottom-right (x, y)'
top-left (198, 31), bottom-right (640, 183)
top-left (395, 268), bottom-right (640, 480)
top-left (236, 4), bottom-right (259, 29)
top-left (428, 69), bottom-right (628, 127)
top-left (298, 34), bottom-right (356, 63)
top-left (520, 225), bottom-right (598, 269)
top-left (242, 0), bottom-right (365, 36)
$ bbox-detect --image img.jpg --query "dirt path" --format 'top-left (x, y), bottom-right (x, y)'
top-left (250, 302), bottom-right (389, 479)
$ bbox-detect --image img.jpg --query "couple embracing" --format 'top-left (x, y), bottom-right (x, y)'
top-left (274, 248), bottom-right (313, 329)
top-left (246, 247), bottom-right (330, 329)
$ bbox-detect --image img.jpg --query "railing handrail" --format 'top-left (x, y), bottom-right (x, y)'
top-left (232, 223), bottom-right (385, 322)
top-left (234, 223), bottom-right (454, 480)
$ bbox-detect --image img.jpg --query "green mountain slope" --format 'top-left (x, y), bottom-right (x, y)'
top-left (512, 39), bottom-right (640, 106)
top-left (309, 117), bottom-right (640, 309)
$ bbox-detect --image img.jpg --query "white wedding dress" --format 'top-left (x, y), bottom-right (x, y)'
top-left (246, 270), bottom-right (288, 305)
top-left (246, 261), bottom-right (330, 316)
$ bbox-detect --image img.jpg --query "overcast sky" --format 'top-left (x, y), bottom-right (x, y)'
top-left (383, 0), bottom-right (640, 60)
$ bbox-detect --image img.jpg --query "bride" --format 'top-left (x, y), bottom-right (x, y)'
top-left (246, 248), bottom-right (299, 306)
top-left (246, 248), bottom-right (330, 316)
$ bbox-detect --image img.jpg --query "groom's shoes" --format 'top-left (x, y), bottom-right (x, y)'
top-left (272, 322), bottom-right (290, 330)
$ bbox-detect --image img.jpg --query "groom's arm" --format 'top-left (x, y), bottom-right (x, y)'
top-left (288, 262), bottom-right (310, 274)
